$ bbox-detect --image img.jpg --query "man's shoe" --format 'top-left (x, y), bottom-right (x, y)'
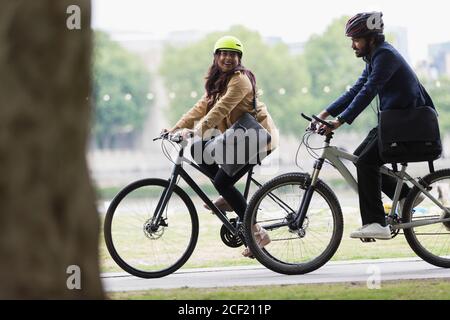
top-left (398, 193), bottom-right (426, 214)
top-left (350, 223), bottom-right (392, 240)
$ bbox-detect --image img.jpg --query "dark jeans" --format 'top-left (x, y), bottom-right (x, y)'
top-left (354, 127), bottom-right (411, 226)
top-left (190, 139), bottom-right (254, 219)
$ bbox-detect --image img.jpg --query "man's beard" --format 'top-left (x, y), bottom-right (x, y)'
top-left (354, 45), bottom-right (370, 58)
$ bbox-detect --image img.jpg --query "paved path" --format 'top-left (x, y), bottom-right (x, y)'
top-left (102, 257), bottom-right (450, 292)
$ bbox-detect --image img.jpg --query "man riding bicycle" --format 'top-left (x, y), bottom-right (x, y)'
top-left (314, 12), bottom-right (433, 239)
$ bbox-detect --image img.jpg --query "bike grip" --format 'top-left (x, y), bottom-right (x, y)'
top-left (312, 115), bottom-right (334, 128)
top-left (153, 131), bottom-right (169, 141)
top-left (301, 113), bottom-right (313, 122)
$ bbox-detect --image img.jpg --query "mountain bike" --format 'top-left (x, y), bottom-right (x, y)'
top-left (104, 132), bottom-right (267, 278)
top-left (243, 113), bottom-right (450, 275)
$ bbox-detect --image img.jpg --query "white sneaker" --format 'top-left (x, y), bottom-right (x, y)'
top-left (398, 193), bottom-right (426, 214)
top-left (350, 223), bottom-right (392, 240)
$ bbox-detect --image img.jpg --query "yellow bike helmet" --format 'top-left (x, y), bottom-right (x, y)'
top-left (213, 36), bottom-right (244, 56)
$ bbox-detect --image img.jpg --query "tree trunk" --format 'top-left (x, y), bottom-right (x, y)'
top-left (0, 0), bottom-right (103, 298)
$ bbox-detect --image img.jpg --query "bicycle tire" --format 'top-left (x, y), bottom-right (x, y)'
top-left (403, 169), bottom-right (450, 268)
top-left (244, 172), bottom-right (343, 275)
top-left (104, 178), bottom-right (199, 278)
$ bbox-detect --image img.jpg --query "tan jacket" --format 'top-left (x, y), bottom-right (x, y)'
top-left (174, 71), bottom-right (279, 151)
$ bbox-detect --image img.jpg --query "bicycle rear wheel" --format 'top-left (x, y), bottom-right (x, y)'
top-left (403, 169), bottom-right (450, 268)
top-left (244, 173), bottom-right (343, 275)
top-left (104, 178), bottom-right (199, 278)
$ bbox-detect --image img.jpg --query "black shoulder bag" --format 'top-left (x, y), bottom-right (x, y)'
top-left (378, 105), bottom-right (442, 168)
top-left (206, 85), bottom-right (272, 177)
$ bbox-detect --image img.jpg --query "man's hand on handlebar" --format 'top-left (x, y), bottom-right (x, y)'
top-left (317, 119), bottom-right (342, 136)
top-left (305, 110), bottom-right (343, 136)
top-left (307, 110), bottom-right (327, 132)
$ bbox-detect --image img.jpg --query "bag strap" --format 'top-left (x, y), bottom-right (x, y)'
top-left (251, 82), bottom-right (263, 166)
top-left (415, 77), bottom-right (438, 174)
top-left (413, 72), bottom-right (436, 110)
top-left (252, 84), bottom-right (257, 113)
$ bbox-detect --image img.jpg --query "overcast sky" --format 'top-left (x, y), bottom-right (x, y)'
top-left (92, 0), bottom-right (450, 65)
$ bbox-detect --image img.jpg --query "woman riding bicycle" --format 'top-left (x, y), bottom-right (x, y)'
top-left (162, 36), bottom-right (279, 257)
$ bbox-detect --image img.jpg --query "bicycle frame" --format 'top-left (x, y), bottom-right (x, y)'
top-left (293, 133), bottom-right (450, 231)
top-left (152, 145), bottom-right (263, 235)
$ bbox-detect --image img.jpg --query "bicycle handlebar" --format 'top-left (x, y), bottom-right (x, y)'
top-left (300, 113), bottom-right (334, 129)
top-left (153, 131), bottom-right (194, 143)
top-left (153, 132), bottom-right (183, 143)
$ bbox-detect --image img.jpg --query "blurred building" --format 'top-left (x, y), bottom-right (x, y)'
top-left (166, 30), bottom-right (206, 46)
top-left (263, 35), bottom-right (283, 45)
top-left (387, 26), bottom-right (411, 65)
top-left (287, 42), bottom-right (306, 55)
top-left (263, 36), bottom-right (305, 55)
top-left (415, 59), bottom-right (438, 80)
top-left (428, 41), bottom-right (450, 77)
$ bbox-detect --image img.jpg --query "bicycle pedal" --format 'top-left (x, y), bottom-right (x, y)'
top-left (360, 238), bottom-right (376, 243)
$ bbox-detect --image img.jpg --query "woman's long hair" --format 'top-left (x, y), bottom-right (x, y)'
top-left (204, 54), bottom-right (256, 110)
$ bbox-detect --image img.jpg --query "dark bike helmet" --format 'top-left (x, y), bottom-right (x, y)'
top-left (345, 12), bottom-right (384, 37)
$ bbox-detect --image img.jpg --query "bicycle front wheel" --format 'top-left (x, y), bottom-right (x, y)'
top-left (403, 169), bottom-right (450, 268)
top-left (244, 173), bottom-right (343, 275)
top-left (104, 178), bottom-right (199, 278)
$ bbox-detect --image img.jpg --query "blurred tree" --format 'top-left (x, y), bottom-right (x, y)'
top-left (0, 0), bottom-right (103, 298)
top-left (92, 31), bottom-right (151, 149)
top-left (425, 76), bottom-right (450, 133)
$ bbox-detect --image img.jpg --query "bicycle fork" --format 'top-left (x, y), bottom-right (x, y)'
top-left (150, 163), bottom-right (182, 229)
top-left (291, 157), bottom-right (325, 230)
top-left (292, 133), bottom-right (334, 230)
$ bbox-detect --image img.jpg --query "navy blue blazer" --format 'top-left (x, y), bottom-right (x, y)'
top-left (326, 42), bottom-right (434, 124)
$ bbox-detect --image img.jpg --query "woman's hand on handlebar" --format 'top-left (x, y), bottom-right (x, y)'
top-left (156, 127), bottom-right (180, 141)
top-left (161, 127), bottom-right (195, 138)
top-left (158, 127), bottom-right (195, 142)
top-left (179, 128), bottom-right (195, 140)
top-left (160, 127), bottom-right (178, 135)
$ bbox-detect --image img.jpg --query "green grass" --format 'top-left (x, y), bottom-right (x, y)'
top-left (108, 279), bottom-right (450, 300)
